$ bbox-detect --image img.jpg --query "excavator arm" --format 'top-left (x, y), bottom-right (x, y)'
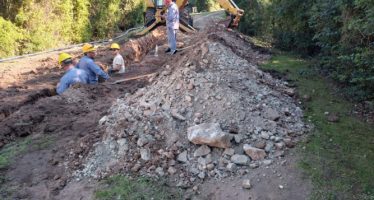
top-left (216, 0), bottom-right (244, 27)
top-left (137, 0), bottom-right (243, 36)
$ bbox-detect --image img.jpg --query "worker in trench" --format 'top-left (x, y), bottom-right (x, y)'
top-left (76, 43), bottom-right (110, 84)
top-left (163, 0), bottom-right (180, 55)
top-left (56, 53), bottom-right (89, 95)
top-left (109, 43), bottom-right (126, 74)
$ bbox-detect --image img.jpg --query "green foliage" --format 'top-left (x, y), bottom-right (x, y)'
top-left (261, 53), bottom-right (374, 199)
top-left (191, 0), bottom-right (220, 12)
top-left (0, 0), bottom-right (144, 58)
top-left (95, 175), bottom-right (181, 200)
top-left (0, 17), bottom-right (24, 58)
top-left (237, 0), bottom-right (374, 100)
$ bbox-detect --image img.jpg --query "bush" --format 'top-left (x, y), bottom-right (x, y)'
top-left (0, 0), bottom-right (144, 58)
top-left (0, 17), bottom-right (24, 58)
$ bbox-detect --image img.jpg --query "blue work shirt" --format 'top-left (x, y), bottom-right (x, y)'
top-left (166, 2), bottom-right (179, 29)
top-left (56, 67), bottom-right (88, 94)
top-left (77, 56), bottom-right (110, 84)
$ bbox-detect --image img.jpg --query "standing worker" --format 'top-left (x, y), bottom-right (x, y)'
top-left (77, 43), bottom-right (110, 84)
top-left (164, 0), bottom-right (179, 55)
top-left (109, 43), bottom-right (125, 74)
top-left (56, 53), bottom-right (88, 95)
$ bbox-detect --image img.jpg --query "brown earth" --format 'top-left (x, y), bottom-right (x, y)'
top-left (0, 13), bottom-right (312, 200)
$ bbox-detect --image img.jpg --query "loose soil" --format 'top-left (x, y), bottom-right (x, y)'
top-left (0, 12), bottom-right (312, 200)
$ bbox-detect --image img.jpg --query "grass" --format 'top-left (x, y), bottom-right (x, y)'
top-left (261, 53), bottom-right (374, 200)
top-left (0, 138), bottom-right (32, 169)
top-left (95, 175), bottom-right (181, 200)
top-left (0, 135), bottom-right (55, 169)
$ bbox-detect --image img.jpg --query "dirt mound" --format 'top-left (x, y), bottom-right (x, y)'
top-left (74, 27), bottom-right (308, 190)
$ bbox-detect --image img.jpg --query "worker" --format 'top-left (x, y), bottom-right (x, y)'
top-left (164, 0), bottom-right (179, 55)
top-left (109, 43), bottom-right (125, 74)
top-left (56, 53), bottom-right (88, 95)
top-left (77, 43), bottom-right (110, 84)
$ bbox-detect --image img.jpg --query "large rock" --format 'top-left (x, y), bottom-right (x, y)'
top-left (187, 123), bottom-right (231, 148)
top-left (243, 144), bottom-right (266, 160)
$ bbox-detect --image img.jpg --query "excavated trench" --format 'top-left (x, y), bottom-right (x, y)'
top-left (0, 27), bottom-right (167, 148)
top-left (0, 21), bottom-right (312, 200)
top-left (0, 26), bottom-right (174, 200)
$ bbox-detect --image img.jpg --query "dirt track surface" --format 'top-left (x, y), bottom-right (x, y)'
top-left (0, 14), bottom-right (312, 200)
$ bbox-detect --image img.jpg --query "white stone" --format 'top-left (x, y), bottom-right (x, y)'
top-left (187, 123), bottom-right (231, 148)
top-left (140, 148), bottom-right (151, 161)
top-left (242, 179), bottom-right (252, 189)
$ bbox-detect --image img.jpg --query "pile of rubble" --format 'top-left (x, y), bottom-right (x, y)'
top-left (74, 29), bottom-right (308, 188)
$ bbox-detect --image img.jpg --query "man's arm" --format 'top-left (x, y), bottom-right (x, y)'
top-left (88, 61), bottom-right (110, 80)
top-left (56, 78), bottom-right (69, 95)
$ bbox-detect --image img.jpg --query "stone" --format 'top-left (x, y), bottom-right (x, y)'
top-left (283, 138), bottom-right (295, 148)
top-left (249, 163), bottom-right (259, 169)
top-left (260, 132), bottom-right (270, 139)
top-left (171, 109), bottom-right (186, 121)
top-left (284, 88), bottom-right (295, 96)
top-left (242, 179), bottom-right (252, 189)
top-left (140, 148), bottom-right (151, 161)
top-left (263, 108), bottom-right (281, 121)
top-left (137, 137), bottom-right (149, 147)
top-left (223, 148), bottom-right (235, 156)
top-left (193, 145), bottom-right (211, 157)
top-left (265, 142), bottom-right (273, 152)
top-left (177, 151), bottom-right (188, 163)
top-left (234, 134), bottom-right (244, 143)
top-left (263, 159), bottom-right (272, 166)
top-left (228, 123), bottom-right (239, 134)
top-left (243, 144), bottom-right (267, 160)
top-left (187, 83), bottom-right (194, 90)
top-left (254, 141), bottom-right (266, 149)
top-left (187, 123), bottom-right (231, 148)
top-left (131, 164), bottom-right (142, 172)
top-left (275, 142), bottom-right (285, 150)
top-left (226, 163), bottom-right (237, 171)
top-left (155, 167), bottom-right (165, 176)
top-left (198, 172), bottom-right (206, 179)
top-left (230, 154), bottom-right (250, 165)
top-left (207, 163), bottom-right (215, 170)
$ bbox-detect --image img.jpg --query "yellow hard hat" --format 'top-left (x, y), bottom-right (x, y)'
top-left (58, 53), bottom-right (72, 65)
top-left (82, 43), bottom-right (97, 53)
top-left (110, 43), bottom-right (120, 50)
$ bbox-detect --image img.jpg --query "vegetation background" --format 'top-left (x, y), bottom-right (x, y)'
top-left (0, 0), bottom-right (372, 99)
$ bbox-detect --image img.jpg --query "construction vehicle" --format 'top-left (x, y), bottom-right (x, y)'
top-left (137, 0), bottom-right (244, 36)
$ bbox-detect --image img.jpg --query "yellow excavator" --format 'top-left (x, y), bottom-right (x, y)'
top-left (136, 0), bottom-right (244, 36)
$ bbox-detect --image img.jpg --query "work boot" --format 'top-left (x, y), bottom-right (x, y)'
top-left (165, 48), bottom-right (171, 53)
top-left (168, 49), bottom-right (177, 55)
